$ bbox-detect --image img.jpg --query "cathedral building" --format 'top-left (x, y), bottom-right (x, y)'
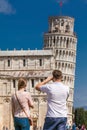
top-left (0, 15), bottom-right (77, 130)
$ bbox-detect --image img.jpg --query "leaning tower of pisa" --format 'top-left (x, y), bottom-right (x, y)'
top-left (43, 16), bottom-right (77, 123)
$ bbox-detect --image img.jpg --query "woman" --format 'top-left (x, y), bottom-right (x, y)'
top-left (11, 78), bottom-right (34, 130)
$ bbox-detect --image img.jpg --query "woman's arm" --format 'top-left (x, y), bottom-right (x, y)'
top-left (28, 93), bottom-right (34, 109)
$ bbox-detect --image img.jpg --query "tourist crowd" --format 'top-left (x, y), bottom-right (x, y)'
top-left (66, 122), bottom-right (86, 130)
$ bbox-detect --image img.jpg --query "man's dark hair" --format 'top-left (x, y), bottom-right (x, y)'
top-left (52, 70), bottom-right (62, 80)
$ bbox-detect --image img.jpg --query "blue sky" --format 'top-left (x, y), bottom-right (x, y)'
top-left (0, 0), bottom-right (87, 107)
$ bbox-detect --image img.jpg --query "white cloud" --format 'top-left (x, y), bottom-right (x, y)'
top-left (0, 0), bottom-right (16, 14)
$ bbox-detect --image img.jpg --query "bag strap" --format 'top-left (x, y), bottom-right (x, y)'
top-left (15, 93), bottom-right (29, 118)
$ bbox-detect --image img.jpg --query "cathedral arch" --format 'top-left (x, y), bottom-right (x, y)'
top-left (64, 76), bottom-right (66, 82)
top-left (64, 37), bottom-right (66, 47)
top-left (66, 24), bottom-right (70, 33)
top-left (62, 63), bottom-right (64, 70)
top-left (66, 51), bottom-right (68, 59)
top-left (58, 37), bottom-right (61, 46)
top-left (23, 59), bottom-right (26, 67)
top-left (59, 50), bottom-right (62, 58)
top-left (65, 63), bottom-right (67, 69)
top-left (72, 39), bottom-right (75, 49)
top-left (8, 59), bottom-right (10, 67)
top-left (41, 98), bottom-right (47, 104)
top-left (66, 38), bottom-right (69, 48)
top-left (56, 50), bottom-right (58, 55)
top-left (33, 98), bottom-right (39, 103)
top-left (68, 64), bottom-right (70, 72)
top-left (70, 38), bottom-right (72, 48)
top-left (53, 36), bottom-right (56, 44)
top-left (58, 62), bottom-right (61, 69)
top-left (69, 51), bottom-right (71, 57)
top-left (71, 52), bottom-right (74, 57)
top-left (55, 61), bottom-right (57, 68)
top-left (60, 37), bottom-right (62, 46)
top-left (67, 76), bottom-right (69, 83)
top-left (57, 37), bottom-right (59, 42)
top-left (31, 79), bottom-right (34, 88)
top-left (63, 50), bottom-right (65, 58)
top-left (64, 37), bottom-right (66, 41)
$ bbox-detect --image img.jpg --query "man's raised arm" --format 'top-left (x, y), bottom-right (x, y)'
top-left (35, 77), bottom-right (53, 91)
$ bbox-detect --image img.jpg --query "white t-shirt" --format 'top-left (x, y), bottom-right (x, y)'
top-left (40, 82), bottom-right (69, 117)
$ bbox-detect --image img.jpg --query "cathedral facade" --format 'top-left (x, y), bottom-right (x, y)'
top-left (0, 15), bottom-right (77, 130)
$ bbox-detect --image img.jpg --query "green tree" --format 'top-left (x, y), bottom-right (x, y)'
top-left (84, 111), bottom-right (87, 127)
top-left (75, 108), bottom-right (85, 126)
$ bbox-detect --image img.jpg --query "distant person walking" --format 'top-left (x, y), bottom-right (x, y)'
top-left (11, 78), bottom-right (34, 130)
top-left (81, 124), bottom-right (86, 130)
top-left (72, 122), bottom-right (76, 130)
top-left (35, 70), bottom-right (69, 130)
top-left (78, 124), bottom-right (81, 130)
top-left (66, 122), bottom-right (70, 130)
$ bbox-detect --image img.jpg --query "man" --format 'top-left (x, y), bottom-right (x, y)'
top-left (35, 70), bottom-right (69, 130)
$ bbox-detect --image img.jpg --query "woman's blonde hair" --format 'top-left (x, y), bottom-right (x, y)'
top-left (18, 78), bottom-right (27, 90)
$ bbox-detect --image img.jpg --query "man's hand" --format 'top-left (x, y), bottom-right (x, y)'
top-left (35, 76), bottom-right (53, 91)
top-left (46, 76), bottom-right (53, 82)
